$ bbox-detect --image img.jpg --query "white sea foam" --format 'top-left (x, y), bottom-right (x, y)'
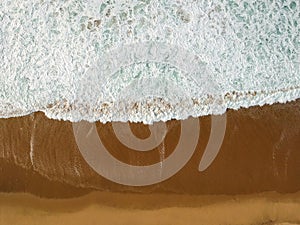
top-left (0, 0), bottom-right (299, 124)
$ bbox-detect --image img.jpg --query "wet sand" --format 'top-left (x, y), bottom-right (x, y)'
top-left (0, 100), bottom-right (300, 195)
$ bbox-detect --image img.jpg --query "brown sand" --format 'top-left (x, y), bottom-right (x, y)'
top-left (1, 191), bottom-right (300, 225)
top-left (0, 100), bottom-right (300, 224)
top-left (0, 100), bottom-right (300, 196)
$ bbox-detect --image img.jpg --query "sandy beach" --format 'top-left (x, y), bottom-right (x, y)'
top-left (0, 99), bottom-right (299, 224)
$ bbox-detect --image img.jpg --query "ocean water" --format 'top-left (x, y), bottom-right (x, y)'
top-left (0, 0), bottom-right (299, 124)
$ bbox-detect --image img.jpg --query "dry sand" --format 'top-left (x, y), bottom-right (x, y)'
top-left (1, 191), bottom-right (300, 225)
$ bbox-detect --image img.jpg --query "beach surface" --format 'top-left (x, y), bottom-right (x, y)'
top-left (1, 191), bottom-right (300, 225)
top-left (0, 100), bottom-right (300, 195)
top-left (0, 100), bottom-right (299, 224)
